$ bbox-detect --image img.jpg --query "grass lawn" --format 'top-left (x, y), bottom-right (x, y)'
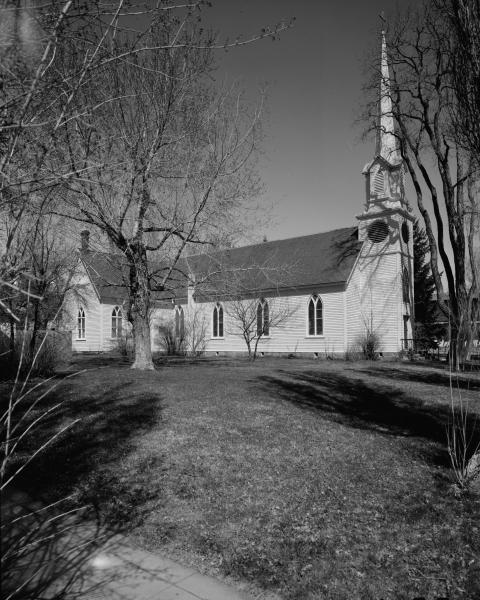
top-left (12, 357), bottom-right (480, 600)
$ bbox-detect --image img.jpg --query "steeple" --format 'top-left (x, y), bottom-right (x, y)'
top-left (361, 29), bottom-right (407, 210)
top-left (375, 31), bottom-right (401, 164)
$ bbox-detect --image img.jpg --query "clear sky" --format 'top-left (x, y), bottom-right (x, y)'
top-left (201, 0), bottom-right (402, 242)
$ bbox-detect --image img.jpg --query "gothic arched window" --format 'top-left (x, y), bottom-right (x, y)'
top-left (213, 303), bottom-right (224, 338)
top-left (77, 307), bottom-right (86, 339)
top-left (308, 295), bottom-right (323, 336)
top-left (175, 306), bottom-right (185, 339)
top-left (111, 306), bottom-right (123, 338)
top-left (256, 300), bottom-right (270, 336)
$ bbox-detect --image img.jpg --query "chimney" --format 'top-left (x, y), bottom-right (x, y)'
top-left (80, 230), bottom-right (90, 252)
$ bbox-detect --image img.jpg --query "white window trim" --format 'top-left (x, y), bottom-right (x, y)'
top-left (306, 295), bottom-right (324, 337)
top-left (77, 307), bottom-right (86, 340)
top-left (111, 306), bottom-right (123, 339)
top-left (212, 303), bottom-right (224, 339)
top-left (175, 305), bottom-right (185, 338)
top-left (257, 299), bottom-right (270, 338)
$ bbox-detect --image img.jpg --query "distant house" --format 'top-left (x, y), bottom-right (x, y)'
top-left (62, 34), bottom-right (415, 357)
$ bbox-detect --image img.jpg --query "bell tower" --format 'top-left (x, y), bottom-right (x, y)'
top-left (359, 31), bottom-right (411, 231)
top-left (350, 31), bottom-right (415, 353)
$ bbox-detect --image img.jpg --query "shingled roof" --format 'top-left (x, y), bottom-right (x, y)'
top-left (80, 226), bottom-right (362, 304)
top-left (81, 251), bottom-right (184, 305)
top-left (81, 251), bottom-right (128, 304)
top-left (185, 226), bottom-right (362, 299)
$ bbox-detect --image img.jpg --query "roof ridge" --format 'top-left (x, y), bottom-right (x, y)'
top-left (185, 225), bottom-right (358, 259)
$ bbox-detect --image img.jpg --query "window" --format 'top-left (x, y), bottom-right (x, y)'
top-left (308, 295), bottom-right (323, 336)
top-left (175, 306), bottom-right (185, 339)
top-left (213, 303), bottom-right (224, 338)
top-left (111, 306), bottom-right (122, 338)
top-left (77, 307), bottom-right (86, 339)
top-left (402, 267), bottom-right (410, 303)
top-left (256, 300), bottom-right (269, 336)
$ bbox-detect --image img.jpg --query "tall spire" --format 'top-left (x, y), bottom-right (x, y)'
top-left (376, 31), bottom-right (401, 164)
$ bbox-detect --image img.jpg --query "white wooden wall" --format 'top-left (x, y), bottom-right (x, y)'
top-left (160, 290), bottom-right (348, 356)
top-left (63, 263), bottom-right (131, 352)
top-left (63, 267), bottom-right (103, 352)
top-left (347, 221), bottom-right (413, 354)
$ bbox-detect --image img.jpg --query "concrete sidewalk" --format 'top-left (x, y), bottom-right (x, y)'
top-left (84, 537), bottom-right (253, 600)
top-left (3, 489), bottom-right (253, 600)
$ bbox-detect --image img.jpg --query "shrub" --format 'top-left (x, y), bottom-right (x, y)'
top-left (358, 329), bottom-right (382, 360)
top-left (184, 308), bottom-right (208, 357)
top-left (344, 344), bottom-right (362, 361)
top-left (0, 329), bottom-right (70, 378)
top-left (1, 330), bottom-right (98, 600)
top-left (116, 333), bottom-right (134, 358)
top-left (447, 379), bottom-right (480, 495)
top-left (158, 323), bottom-right (185, 356)
top-left (355, 314), bottom-right (382, 360)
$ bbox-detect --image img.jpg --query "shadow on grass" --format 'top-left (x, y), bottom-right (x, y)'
top-left (355, 364), bottom-right (480, 391)
top-left (11, 369), bottom-right (164, 523)
top-left (260, 370), bottom-right (480, 466)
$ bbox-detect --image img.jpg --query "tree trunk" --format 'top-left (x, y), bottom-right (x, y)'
top-left (128, 252), bottom-right (154, 370)
top-left (449, 323), bottom-right (459, 371)
top-left (253, 335), bottom-right (263, 361)
top-left (131, 311), bottom-right (154, 370)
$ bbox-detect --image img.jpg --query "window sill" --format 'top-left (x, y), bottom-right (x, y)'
top-left (211, 337), bottom-right (225, 340)
top-left (76, 338), bottom-right (86, 341)
top-left (305, 335), bottom-right (325, 339)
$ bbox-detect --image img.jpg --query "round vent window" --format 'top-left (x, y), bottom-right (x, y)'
top-left (402, 221), bottom-right (409, 243)
top-left (367, 220), bottom-right (389, 243)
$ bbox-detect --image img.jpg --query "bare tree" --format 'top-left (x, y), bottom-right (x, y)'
top-left (190, 248), bottom-right (298, 360)
top-left (0, 2), bottom-right (290, 595)
top-left (363, 5), bottom-right (479, 367)
top-left (184, 305), bottom-right (209, 356)
top-left (53, 22), bottom-right (267, 369)
top-left (435, 0), bottom-right (480, 163)
top-left (226, 295), bottom-right (296, 360)
top-left (1, 2), bottom-right (291, 369)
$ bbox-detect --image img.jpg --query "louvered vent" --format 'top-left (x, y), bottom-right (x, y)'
top-left (373, 168), bottom-right (385, 195)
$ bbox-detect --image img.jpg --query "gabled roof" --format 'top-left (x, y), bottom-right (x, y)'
top-left (80, 226), bottom-right (362, 305)
top-left (362, 153), bottom-right (403, 175)
top-left (81, 251), bottom-right (128, 304)
top-left (81, 251), bottom-right (182, 306)
top-left (185, 226), bottom-right (361, 298)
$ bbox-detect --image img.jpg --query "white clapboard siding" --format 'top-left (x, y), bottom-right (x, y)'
top-left (64, 266), bottom-right (103, 352)
top-left (100, 303), bottom-right (130, 352)
top-left (177, 290), bottom-right (347, 355)
top-left (347, 236), bottom-right (405, 353)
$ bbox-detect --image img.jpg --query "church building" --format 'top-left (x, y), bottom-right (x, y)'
top-left (64, 34), bottom-right (415, 358)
